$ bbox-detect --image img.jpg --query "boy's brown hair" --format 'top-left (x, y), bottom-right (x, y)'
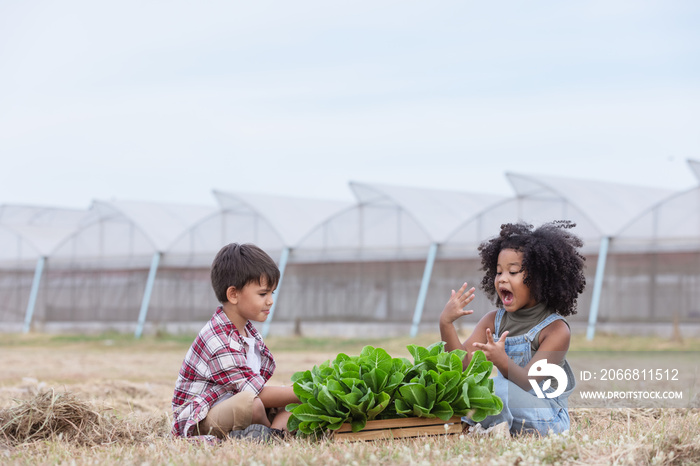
top-left (210, 243), bottom-right (280, 303)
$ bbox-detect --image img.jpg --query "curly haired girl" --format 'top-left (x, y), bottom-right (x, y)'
top-left (440, 221), bottom-right (586, 436)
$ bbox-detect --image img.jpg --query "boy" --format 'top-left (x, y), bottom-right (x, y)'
top-left (172, 243), bottom-right (299, 441)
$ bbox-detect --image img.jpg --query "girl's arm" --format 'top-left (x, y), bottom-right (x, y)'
top-left (474, 319), bottom-right (571, 392)
top-left (439, 282), bottom-right (475, 352)
top-left (439, 282), bottom-right (495, 367)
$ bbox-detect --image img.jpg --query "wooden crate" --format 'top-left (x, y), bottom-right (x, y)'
top-left (333, 416), bottom-right (464, 442)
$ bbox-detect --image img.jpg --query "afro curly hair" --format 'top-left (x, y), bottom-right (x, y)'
top-left (477, 220), bottom-right (586, 316)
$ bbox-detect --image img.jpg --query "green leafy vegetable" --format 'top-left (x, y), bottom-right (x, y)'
top-left (286, 342), bottom-right (502, 436)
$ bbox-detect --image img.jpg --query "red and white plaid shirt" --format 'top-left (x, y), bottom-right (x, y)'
top-left (171, 307), bottom-right (276, 437)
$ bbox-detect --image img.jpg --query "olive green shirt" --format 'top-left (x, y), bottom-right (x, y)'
top-left (497, 302), bottom-right (567, 353)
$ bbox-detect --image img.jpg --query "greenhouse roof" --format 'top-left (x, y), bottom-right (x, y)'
top-left (689, 159), bottom-right (700, 182)
top-left (0, 205), bottom-right (88, 258)
top-left (213, 190), bottom-right (353, 247)
top-left (349, 182), bottom-right (509, 243)
top-left (616, 185), bottom-right (700, 247)
top-left (0, 224), bottom-right (43, 263)
top-left (291, 182), bottom-right (511, 260)
top-left (0, 205), bottom-right (87, 227)
top-left (82, 200), bottom-right (218, 252)
top-left (506, 173), bottom-right (676, 237)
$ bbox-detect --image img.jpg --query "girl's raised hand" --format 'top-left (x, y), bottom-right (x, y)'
top-left (439, 282), bottom-right (476, 326)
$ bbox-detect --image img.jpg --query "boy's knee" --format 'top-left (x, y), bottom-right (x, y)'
top-left (251, 396), bottom-right (268, 425)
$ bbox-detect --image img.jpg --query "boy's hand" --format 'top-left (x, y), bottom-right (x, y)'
top-left (473, 329), bottom-right (509, 371)
top-left (439, 282), bottom-right (475, 326)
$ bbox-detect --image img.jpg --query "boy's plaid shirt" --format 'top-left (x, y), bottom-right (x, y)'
top-left (171, 307), bottom-right (276, 437)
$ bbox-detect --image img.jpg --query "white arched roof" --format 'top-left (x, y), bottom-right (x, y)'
top-left (213, 190), bottom-right (352, 247)
top-left (0, 224), bottom-right (43, 264)
top-left (98, 200), bottom-right (218, 252)
top-left (443, 173), bottom-right (677, 254)
top-left (0, 204), bottom-right (88, 228)
top-left (295, 182), bottom-right (509, 261)
top-left (689, 159), bottom-right (700, 182)
top-left (163, 191), bottom-right (352, 266)
top-left (50, 200), bottom-right (217, 264)
top-left (0, 205), bottom-right (88, 262)
top-left (616, 185), bottom-right (700, 251)
top-left (505, 173), bottom-right (675, 238)
top-left (350, 182), bottom-right (509, 243)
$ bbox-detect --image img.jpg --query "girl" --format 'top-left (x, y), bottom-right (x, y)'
top-left (440, 221), bottom-right (586, 436)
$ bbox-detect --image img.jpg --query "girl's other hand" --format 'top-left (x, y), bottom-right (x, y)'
top-left (439, 282), bottom-right (475, 326)
top-left (473, 329), bottom-right (508, 369)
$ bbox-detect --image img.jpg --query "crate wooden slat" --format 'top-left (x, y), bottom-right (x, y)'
top-left (333, 416), bottom-right (463, 442)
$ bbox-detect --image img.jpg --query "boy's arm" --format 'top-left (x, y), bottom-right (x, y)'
top-left (257, 385), bottom-right (300, 408)
top-left (256, 336), bottom-right (300, 408)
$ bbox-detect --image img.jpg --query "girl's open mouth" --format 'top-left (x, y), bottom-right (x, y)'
top-left (501, 290), bottom-right (514, 306)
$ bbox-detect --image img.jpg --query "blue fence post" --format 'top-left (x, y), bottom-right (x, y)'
top-left (135, 251), bottom-right (161, 339)
top-left (23, 256), bottom-right (46, 333)
top-left (587, 237), bottom-right (610, 341)
top-left (410, 242), bottom-right (438, 338)
top-left (262, 247), bottom-right (290, 338)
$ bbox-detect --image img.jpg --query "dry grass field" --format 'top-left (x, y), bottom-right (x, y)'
top-left (0, 331), bottom-right (699, 465)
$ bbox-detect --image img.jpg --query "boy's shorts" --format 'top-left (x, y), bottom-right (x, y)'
top-left (197, 390), bottom-right (257, 438)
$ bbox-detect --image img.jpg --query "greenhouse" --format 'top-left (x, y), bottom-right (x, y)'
top-left (146, 190), bottom-right (352, 335)
top-left (0, 205), bottom-right (89, 332)
top-left (1, 163), bottom-right (699, 338)
top-left (278, 182), bottom-right (509, 337)
top-left (435, 173), bottom-right (677, 339)
top-left (607, 176), bottom-right (700, 333)
top-left (33, 200), bottom-right (217, 335)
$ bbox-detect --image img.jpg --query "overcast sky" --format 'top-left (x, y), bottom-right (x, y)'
top-left (1, 1), bottom-right (698, 208)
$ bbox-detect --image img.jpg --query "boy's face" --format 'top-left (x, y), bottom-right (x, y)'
top-left (494, 248), bottom-right (537, 312)
top-left (228, 278), bottom-right (276, 323)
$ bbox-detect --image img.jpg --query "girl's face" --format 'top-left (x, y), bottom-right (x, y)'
top-left (495, 248), bottom-right (538, 312)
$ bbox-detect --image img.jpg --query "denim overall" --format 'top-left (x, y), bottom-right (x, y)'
top-left (464, 309), bottom-right (576, 436)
